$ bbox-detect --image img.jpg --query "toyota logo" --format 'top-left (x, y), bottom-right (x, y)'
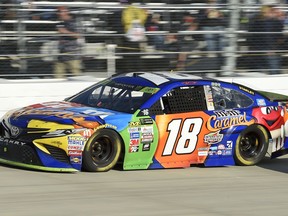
top-left (11, 126), bottom-right (20, 137)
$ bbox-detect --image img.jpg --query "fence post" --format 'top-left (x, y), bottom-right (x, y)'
top-left (106, 44), bottom-right (117, 77)
top-left (17, 8), bottom-right (28, 74)
top-left (223, 0), bottom-right (240, 76)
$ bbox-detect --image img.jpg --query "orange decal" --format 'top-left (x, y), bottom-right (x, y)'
top-left (155, 112), bottom-right (211, 168)
top-left (73, 117), bottom-right (100, 128)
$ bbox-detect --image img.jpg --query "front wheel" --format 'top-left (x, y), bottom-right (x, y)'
top-left (234, 124), bottom-right (269, 166)
top-left (82, 129), bottom-right (122, 172)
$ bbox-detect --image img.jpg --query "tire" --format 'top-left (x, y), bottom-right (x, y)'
top-left (82, 129), bottom-right (122, 172)
top-left (234, 124), bottom-right (269, 166)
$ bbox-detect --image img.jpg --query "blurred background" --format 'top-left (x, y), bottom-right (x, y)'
top-left (0, 0), bottom-right (288, 79)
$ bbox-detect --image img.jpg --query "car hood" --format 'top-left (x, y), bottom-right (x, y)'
top-left (4, 101), bottom-right (125, 129)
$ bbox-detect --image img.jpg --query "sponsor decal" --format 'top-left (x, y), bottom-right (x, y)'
top-left (128, 127), bottom-right (140, 133)
top-left (80, 129), bottom-right (93, 138)
top-left (208, 146), bottom-right (218, 156)
top-left (129, 121), bottom-right (141, 127)
top-left (68, 136), bottom-right (86, 146)
top-left (141, 138), bottom-right (153, 143)
top-left (252, 106), bottom-right (283, 131)
top-left (11, 126), bottom-right (20, 137)
top-left (140, 87), bottom-right (160, 94)
top-left (204, 131), bottom-right (223, 145)
top-left (217, 144), bottom-right (226, 150)
top-left (113, 82), bottom-right (135, 89)
top-left (129, 145), bottom-right (139, 153)
top-left (141, 127), bottom-right (153, 133)
top-left (141, 133), bottom-right (154, 143)
top-left (129, 136), bottom-right (140, 152)
top-left (207, 111), bottom-right (254, 131)
top-left (68, 150), bottom-right (82, 156)
top-left (204, 85), bottom-right (215, 111)
top-left (198, 147), bottom-right (209, 156)
top-left (198, 151), bottom-right (208, 156)
top-left (141, 109), bottom-right (150, 116)
top-left (0, 137), bottom-right (26, 146)
top-left (226, 140), bottom-right (233, 148)
top-left (217, 150), bottom-right (223, 155)
top-left (182, 81), bottom-right (197, 85)
top-left (68, 145), bottom-right (83, 150)
top-left (239, 86), bottom-right (255, 95)
top-left (142, 143), bottom-right (151, 151)
top-left (130, 132), bottom-right (140, 139)
top-left (214, 110), bottom-right (241, 117)
top-left (96, 124), bottom-right (117, 130)
top-left (209, 148), bottom-right (232, 156)
top-left (140, 118), bottom-right (153, 125)
top-left (207, 102), bottom-right (214, 108)
top-left (256, 99), bottom-right (266, 106)
top-left (130, 139), bottom-right (139, 146)
top-left (209, 146), bottom-right (218, 151)
top-left (223, 150), bottom-right (232, 155)
top-left (70, 156), bottom-right (82, 164)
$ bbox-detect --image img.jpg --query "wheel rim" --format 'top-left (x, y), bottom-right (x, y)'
top-left (239, 132), bottom-right (262, 159)
top-left (90, 137), bottom-right (113, 165)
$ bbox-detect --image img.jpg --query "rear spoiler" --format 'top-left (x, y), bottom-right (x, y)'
top-left (258, 90), bottom-right (288, 102)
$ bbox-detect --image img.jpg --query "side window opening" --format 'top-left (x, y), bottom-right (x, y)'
top-left (212, 86), bottom-right (254, 110)
top-left (87, 85), bottom-right (153, 113)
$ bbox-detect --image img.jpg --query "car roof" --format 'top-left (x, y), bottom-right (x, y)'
top-left (112, 72), bottom-right (212, 87)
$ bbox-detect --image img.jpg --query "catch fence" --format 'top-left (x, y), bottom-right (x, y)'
top-left (0, 1), bottom-right (287, 78)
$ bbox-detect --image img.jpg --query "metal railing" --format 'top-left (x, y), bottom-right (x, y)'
top-left (0, 1), bottom-right (287, 78)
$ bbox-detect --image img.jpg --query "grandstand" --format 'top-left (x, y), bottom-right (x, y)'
top-left (0, 0), bottom-right (287, 78)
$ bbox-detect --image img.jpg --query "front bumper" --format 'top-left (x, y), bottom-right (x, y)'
top-left (0, 137), bottom-right (78, 172)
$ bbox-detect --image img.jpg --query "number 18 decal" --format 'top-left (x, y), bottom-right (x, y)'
top-left (163, 118), bottom-right (203, 156)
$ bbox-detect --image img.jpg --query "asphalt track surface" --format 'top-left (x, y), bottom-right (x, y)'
top-left (0, 155), bottom-right (287, 216)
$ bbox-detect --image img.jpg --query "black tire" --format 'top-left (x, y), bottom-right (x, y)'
top-left (82, 129), bottom-right (122, 172)
top-left (234, 124), bottom-right (269, 166)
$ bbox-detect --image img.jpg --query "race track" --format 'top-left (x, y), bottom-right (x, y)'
top-left (0, 155), bottom-right (287, 216)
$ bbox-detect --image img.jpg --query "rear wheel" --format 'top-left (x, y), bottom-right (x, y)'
top-left (234, 124), bottom-right (269, 166)
top-left (82, 129), bottom-right (122, 172)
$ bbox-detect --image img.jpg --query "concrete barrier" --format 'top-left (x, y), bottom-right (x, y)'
top-left (0, 74), bottom-right (287, 117)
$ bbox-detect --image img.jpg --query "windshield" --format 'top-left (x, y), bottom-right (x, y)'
top-left (67, 80), bottom-right (158, 113)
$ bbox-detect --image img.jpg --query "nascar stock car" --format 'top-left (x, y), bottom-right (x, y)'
top-left (0, 72), bottom-right (288, 172)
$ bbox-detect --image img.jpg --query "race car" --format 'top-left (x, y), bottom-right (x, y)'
top-left (0, 72), bottom-right (288, 172)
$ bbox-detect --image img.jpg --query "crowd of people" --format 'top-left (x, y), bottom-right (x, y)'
top-left (0, 0), bottom-right (288, 78)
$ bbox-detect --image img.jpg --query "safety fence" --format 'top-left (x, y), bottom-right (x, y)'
top-left (0, 1), bottom-right (288, 78)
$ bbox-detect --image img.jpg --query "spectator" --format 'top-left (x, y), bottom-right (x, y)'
top-left (248, 5), bottom-right (283, 74)
top-left (198, 0), bottom-right (227, 55)
top-left (120, 0), bottom-right (147, 73)
top-left (54, 6), bottom-right (83, 78)
top-left (145, 13), bottom-right (165, 50)
top-left (162, 31), bottom-right (179, 71)
top-left (176, 13), bottom-right (201, 71)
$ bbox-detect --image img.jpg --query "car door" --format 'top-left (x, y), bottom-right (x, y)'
top-left (149, 84), bottom-right (213, 168)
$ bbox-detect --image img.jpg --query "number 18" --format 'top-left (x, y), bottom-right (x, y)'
top-left (163, 118), bottom-right (203, 156)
